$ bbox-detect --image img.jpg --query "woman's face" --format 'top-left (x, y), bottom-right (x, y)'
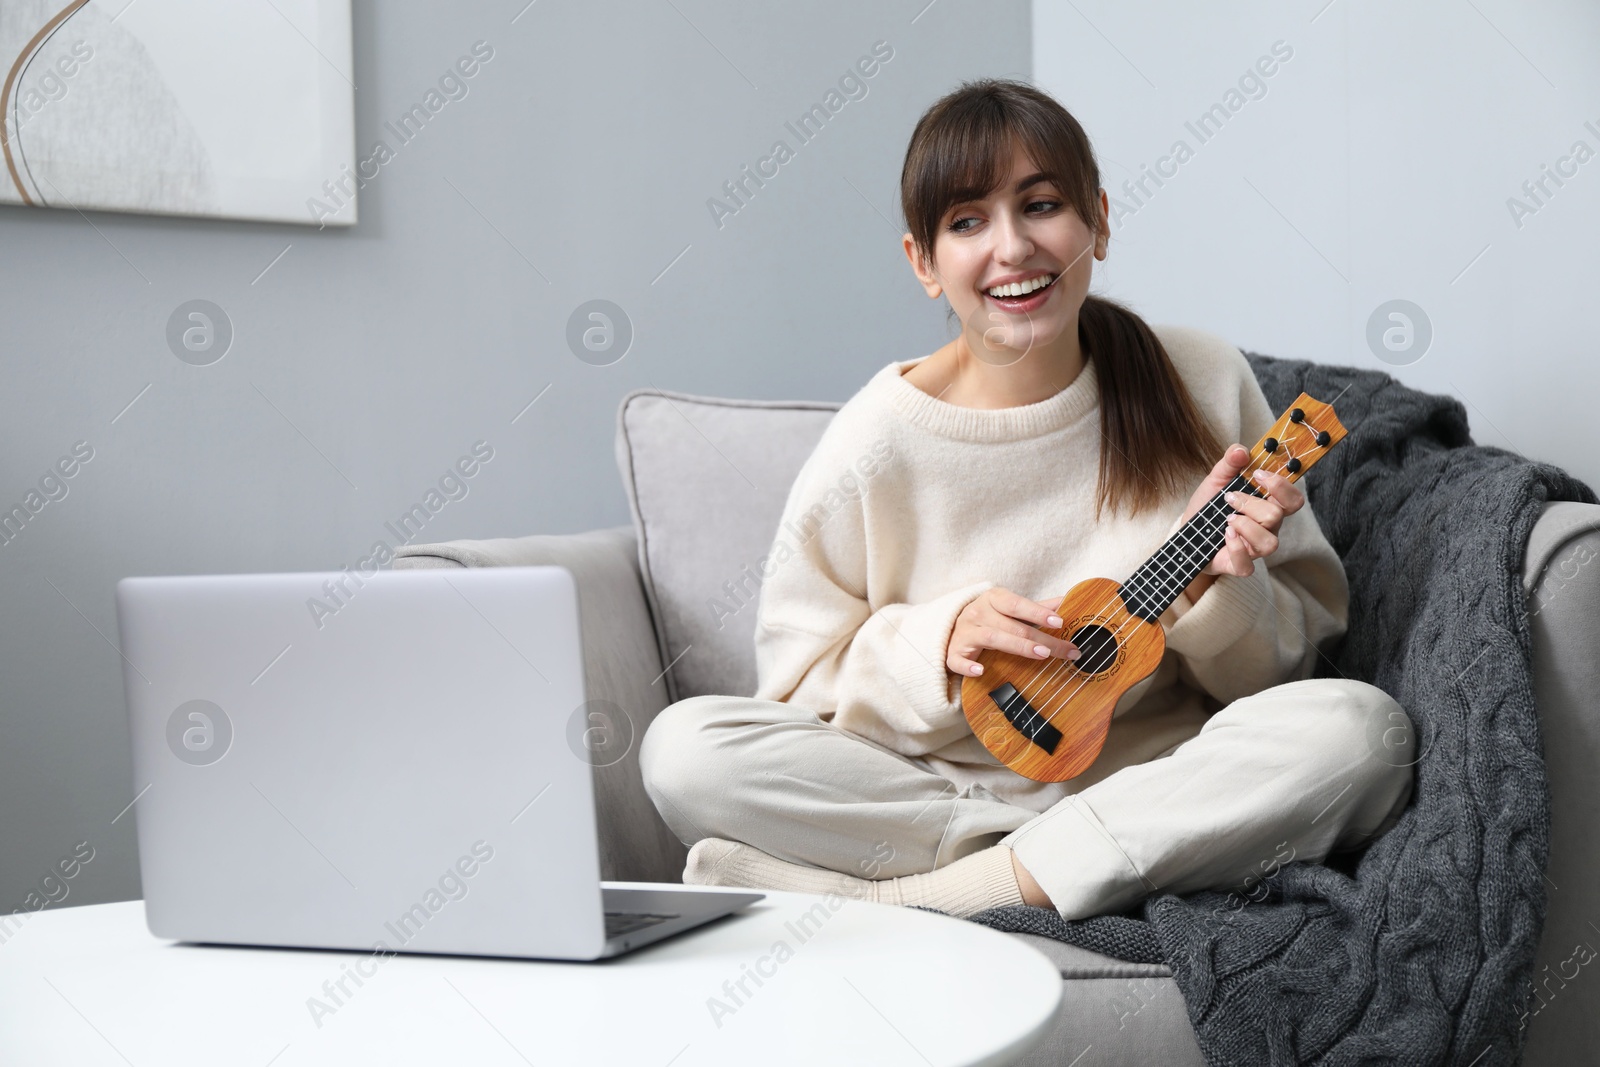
top-left (905, 139), bottom-right (1109, 363)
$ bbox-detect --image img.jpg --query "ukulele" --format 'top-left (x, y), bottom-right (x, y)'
top-left (962, 393), bottom-right (1348, 782)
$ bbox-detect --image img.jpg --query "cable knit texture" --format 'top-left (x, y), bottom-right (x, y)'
top-left (751, 325), bottom-right (1348, 811)
top-left (970, 352), bottom-right (1597, 1066)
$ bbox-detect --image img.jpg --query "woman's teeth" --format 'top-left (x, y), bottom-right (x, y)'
top-left (986, 274), bottom-right (1056, 299)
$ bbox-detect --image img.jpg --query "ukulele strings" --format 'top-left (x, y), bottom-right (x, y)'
top-left (1006, 456), bottom-right (1272, 718)
top-left (1002, 411), bottom-right (1327, 724)
top-left (1020, 422), bottom-right (1308, 714)
top-left (1016, 412), bottom-right (1324, 716)
top-left (1012, 433), bottom-right (1287, 717)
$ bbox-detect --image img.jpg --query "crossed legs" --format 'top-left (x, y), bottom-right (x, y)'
top-left (639, 678), bottom-right (1415, 920)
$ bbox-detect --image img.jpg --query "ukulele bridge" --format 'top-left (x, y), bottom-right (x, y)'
top-left (983, 621), bottom-right (1124, 757)
top-left (987, 682), bottom-right (1062, 754)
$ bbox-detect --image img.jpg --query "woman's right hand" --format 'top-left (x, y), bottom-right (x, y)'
top-left (946, 587), bottom-right (1080, 678)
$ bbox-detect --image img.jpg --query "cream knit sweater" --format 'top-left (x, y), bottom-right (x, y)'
top-left (750, 324), bottom-right (1349, 812)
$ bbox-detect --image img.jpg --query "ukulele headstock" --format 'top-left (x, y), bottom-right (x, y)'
top-left (1253, 392), bottom-right (1347, 482)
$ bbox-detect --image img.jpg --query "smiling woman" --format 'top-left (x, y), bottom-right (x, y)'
top-left (640, 78), bottom-right (1413, 945)
top-left (896, 89), bottom-right (1223, 517)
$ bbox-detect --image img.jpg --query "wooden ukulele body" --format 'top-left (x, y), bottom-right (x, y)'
top-left (961, 577), bottom-right (1167, 782)
top-left (958, 391), bottom-right (1347, 783)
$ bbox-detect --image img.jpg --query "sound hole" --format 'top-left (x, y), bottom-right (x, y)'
top-left (1070, 623), bottom-right (1120, 674)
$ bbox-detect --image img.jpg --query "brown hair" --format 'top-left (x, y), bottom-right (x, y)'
top-left (900, 77), bottom-right (1224, 519)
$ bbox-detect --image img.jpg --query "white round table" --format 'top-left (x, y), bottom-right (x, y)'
top-left (0, 883), bottom-right (1062, 1066)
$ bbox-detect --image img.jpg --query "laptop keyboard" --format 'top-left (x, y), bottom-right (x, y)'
top-left (604, 911), bottom-right (679, 938)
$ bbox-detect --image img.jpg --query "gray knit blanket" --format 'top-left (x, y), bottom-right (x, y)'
top-left (968, 352), bottom-right (1597, 1066)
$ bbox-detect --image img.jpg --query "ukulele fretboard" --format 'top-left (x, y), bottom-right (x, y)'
top-left (1117, 475), bottom-right (1269, 621)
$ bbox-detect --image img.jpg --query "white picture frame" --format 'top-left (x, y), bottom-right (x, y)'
top-left (1, 0), bottom-right (356, 227)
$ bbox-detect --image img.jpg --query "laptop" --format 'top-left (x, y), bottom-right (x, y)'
top-left (114, 565), bottom-right (761, 960)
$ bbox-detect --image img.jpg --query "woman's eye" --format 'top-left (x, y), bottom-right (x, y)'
top-left (948, 200), bottom-right (1060, 233)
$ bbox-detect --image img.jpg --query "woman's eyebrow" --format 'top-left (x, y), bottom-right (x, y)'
top-left (949, 172), bottom-right (1057, 210)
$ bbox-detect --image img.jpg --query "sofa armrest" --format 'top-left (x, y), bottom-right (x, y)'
top-left (393, 526), bottom-right (686, 884)
top-left (1519, 500), bottom-right (1600, 1064)
top-left (392, 527), bottom-right (627, 571)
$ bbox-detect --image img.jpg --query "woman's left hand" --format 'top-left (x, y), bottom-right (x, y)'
top-left (1179, 443), bottom-right (1305, 578)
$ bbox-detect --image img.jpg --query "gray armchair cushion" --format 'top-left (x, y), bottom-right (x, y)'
top-left (391, 526), bottom-right (685, 883)
top-left (615, 388), bottom-right (839, 703)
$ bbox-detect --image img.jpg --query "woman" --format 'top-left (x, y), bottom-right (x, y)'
top-left (639, 78), bottom-right (1414, 920)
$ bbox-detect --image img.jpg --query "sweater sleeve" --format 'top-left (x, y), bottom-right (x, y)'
top-left (750, 432), bottom-right (992, 757)
top-left (1157, 353), bottom-right (1349, 705)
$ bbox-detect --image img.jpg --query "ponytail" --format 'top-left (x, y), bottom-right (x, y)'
top-left (1079, 295), bottom-right (1223, 519)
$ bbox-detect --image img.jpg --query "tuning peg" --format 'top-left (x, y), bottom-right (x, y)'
top-left (1263, 437), bottom-right (1278, 453)
top-left (1285, 457), bottom-right (1302, 474)
top-left (1289, 408), bottom-right (1305, 423)
top-left (1315, 430), bottom-right (1331, 446)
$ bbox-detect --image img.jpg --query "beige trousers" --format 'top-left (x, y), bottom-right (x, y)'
top-left (639, 678), bottom-right (1416, 920)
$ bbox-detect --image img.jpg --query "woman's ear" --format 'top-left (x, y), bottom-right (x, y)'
top-left (902, 233), bottom-right (943, 298)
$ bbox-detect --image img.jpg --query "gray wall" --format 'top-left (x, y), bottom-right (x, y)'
top-left (1035, 0), bottom-right (1600, 493)
top-left (0, 0), bottom-right (1032, 910)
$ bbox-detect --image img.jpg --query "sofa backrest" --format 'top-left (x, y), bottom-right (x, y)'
top-left (616, 387), bottom-right (841, 703)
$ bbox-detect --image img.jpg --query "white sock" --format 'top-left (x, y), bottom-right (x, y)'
top-left (683, 838), bottom-right (1025, 918)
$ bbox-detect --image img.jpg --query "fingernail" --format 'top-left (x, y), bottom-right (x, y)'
top-left (1033, 644), bottom-right (1050, 657)
top-left (1047, 615), bottom-right (1063, 627)
top-left (971, 663), bottom-right (983, 675)
top-left (1224, 491), bottom-right (1237, 504)
top-left (1251, 469), bottom-right (1268, 482)
top-left (1068, 648), bottom-right (1081, 660)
